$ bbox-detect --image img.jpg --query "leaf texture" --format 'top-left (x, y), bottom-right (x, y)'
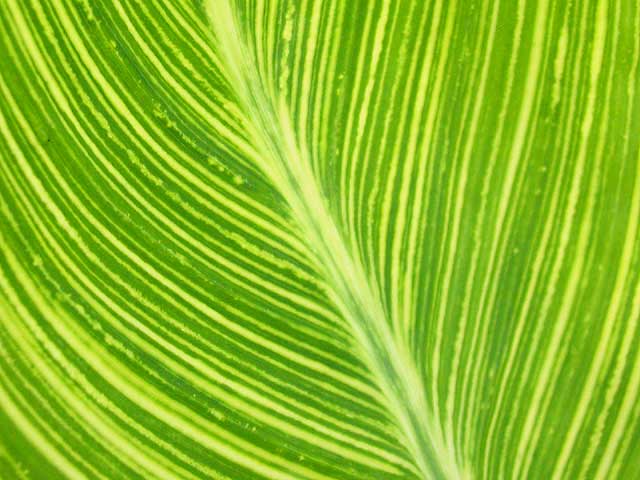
top-left (0, 0), bottom-right (639, 479)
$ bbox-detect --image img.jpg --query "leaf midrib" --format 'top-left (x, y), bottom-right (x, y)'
top-left (206, 3), bottom-right (465, 478)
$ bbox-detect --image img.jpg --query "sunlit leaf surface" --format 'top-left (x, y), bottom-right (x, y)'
top-left (1, 0), bottom-right (639, 478)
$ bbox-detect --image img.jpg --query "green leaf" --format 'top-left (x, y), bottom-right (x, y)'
top-left (1, 0), bottom-right (639, 478)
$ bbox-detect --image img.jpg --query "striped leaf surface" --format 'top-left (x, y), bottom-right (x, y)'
top-left (1, 0), bottom-right (639, 478)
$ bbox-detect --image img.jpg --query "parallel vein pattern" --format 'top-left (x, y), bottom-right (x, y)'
top-left (1, 0), bottom-right (639, 479)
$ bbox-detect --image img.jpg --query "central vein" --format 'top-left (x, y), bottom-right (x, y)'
top-left (205, 2), bottom-right (466, 478)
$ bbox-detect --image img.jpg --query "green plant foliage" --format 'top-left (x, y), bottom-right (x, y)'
top-left (1, 0), bottom-right (639, 478)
